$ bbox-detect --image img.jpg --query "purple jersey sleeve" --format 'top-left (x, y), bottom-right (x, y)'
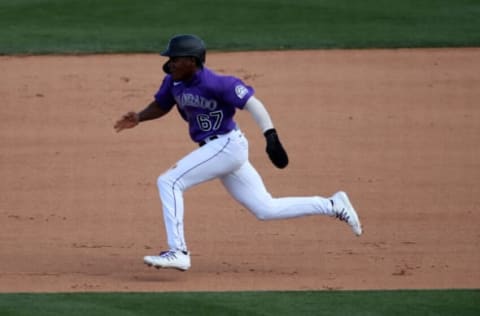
top-left (218, 76), bottom-right (254, 109)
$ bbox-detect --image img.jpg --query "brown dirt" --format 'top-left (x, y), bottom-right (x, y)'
top-left (1, 48), bottom-right (479, 293)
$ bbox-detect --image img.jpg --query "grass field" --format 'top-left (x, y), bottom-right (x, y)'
top-left (0, 290), bottom-right (479, 316)
top-left (1, 0), bottom-right (479, 315)
top-left (1, 0), bottom-right (479, 54)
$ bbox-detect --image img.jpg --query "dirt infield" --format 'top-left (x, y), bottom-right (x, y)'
top-left (1, 48), bottom-right (479, 292)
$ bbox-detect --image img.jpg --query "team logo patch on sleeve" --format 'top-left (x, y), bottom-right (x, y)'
top-left (235, 85), bottom-right (249, 99)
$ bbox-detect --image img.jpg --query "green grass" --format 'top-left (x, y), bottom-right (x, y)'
top-left (1, 1), bottom-right (479, 315)
top-left (1, 0), bottom-right (479, 54)
top-left (0, 290), bottom-right (479, 316)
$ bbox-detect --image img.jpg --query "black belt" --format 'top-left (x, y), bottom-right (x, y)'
top-left (198, 135), bottom-right (219, 147)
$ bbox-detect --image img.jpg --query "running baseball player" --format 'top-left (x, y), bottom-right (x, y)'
top-left (114, 34), bottom-right (362, 271)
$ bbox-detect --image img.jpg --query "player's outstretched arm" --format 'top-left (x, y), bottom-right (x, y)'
top-left (114, 100), bottom-right (169, 133)
top-left (114, 111), bottom-right (139, 132)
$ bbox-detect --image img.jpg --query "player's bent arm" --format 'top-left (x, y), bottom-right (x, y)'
top-left (138, 100), bottom-right (169, 122)
top-left (243, 96), bottom-right (274, 133)
top-left (244, 96), bottom-right (289, 168)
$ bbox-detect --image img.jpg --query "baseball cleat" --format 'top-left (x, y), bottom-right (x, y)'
top-left (331, 191), bottom-right (362, 236)
top-left (144, 250), bottom-right (191, 271)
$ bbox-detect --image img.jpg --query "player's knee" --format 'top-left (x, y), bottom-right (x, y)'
top-left (248, 203), bottom-right (276, 221)
top-left (254, 212), bottom-right (270, 221)
top-left (255, 210), bottom-right (277, 221)
top-left (240, 196), bottom-right (276, 220)
top-left (157, 173), bottom-right (172, 190)
top-left (157, 173), bottom-right (184, 193)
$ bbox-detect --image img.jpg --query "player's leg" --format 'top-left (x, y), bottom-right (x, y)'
top-left (145, 136), bottom-right (247, 270)
top-left (220, 161), bottom-right (333, 220)
top-left (156, 132), bottom-right (248, 252)
top-left (220, 160), bottom-right (362, 235)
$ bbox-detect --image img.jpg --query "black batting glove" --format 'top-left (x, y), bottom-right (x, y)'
top-left (264, 128), bottom-right (289, 169)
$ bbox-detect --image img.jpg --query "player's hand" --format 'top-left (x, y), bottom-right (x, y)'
top-left (264, 128), bottom-right (289, 169)
top-left (114, 111), bottom-right (139, 132)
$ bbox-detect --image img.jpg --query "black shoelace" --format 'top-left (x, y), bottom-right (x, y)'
top-left (335, 209), bottom-right (350, 222)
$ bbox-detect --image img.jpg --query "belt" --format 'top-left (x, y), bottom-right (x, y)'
top-left (198, 135), bottom-right (219, 147)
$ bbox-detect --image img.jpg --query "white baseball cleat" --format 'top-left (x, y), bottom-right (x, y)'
top-left (330, 191), bottom-right (362, 236)
top-left (144, 250), bottom-right (191, 271)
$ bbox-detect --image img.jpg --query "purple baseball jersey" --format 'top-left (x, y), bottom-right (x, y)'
top-left (154, 67), bottom-right (254, 142)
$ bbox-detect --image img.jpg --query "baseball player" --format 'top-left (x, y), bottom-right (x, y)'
top-left (114, 34), bottom-right (362, 271)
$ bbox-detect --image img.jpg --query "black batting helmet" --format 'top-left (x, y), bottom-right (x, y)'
top-left (161, 34), bottom-right (206, 74)
top-left (161, 34), bottom-right (206, 63)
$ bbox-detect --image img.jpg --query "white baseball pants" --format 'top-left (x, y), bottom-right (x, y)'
top-left (156, 129), bottom-right (334, 252)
